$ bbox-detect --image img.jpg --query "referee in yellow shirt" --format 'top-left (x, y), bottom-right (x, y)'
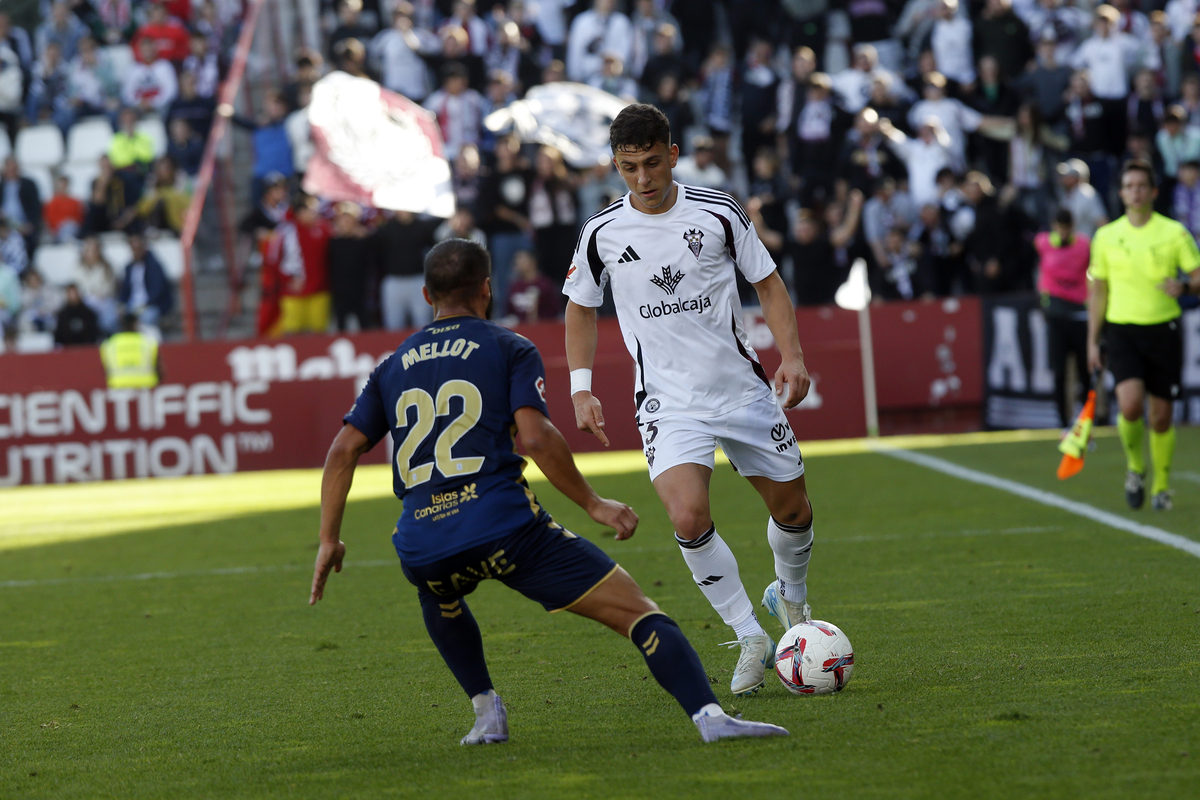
top-left (1087, 160), bottom-right (1200, 511)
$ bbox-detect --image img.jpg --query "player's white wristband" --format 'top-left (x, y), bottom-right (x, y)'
top-left (570, 368), bottom-right (593, 395)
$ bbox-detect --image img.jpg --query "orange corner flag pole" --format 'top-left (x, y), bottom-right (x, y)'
top-left (1057, 390), bottom-right (1096, 480)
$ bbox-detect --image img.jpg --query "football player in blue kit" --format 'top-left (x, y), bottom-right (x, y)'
top-left (309, 239), bottom-right (788, 744)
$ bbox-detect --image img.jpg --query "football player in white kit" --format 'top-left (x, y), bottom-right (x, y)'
top-left (564, 104), bottom-right (816, 696)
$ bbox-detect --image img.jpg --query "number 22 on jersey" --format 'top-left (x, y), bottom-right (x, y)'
top-left (394, 379), bottom-right (486, 488)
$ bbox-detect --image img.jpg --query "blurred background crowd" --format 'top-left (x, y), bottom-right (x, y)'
top-left (2, 0), bottom-right (1199, 349)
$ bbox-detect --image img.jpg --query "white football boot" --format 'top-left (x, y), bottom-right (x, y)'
top-left (722, 633), bottom-right (776, 696)
top-left (460, 692), bottom-right (508, 745)
top-left (693, 705), bottom-right (790, 742)
top-left (761, 580), bottom-right (811, 631)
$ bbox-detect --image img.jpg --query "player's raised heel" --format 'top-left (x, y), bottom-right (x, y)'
top-left (761, 581), bottom-right (811, 631)
top-left (694, 710), bottom-right (790, 743)
top-left (460, 693), bottom-right (509, 745)
top-left (722, 634), bottom-right (776, 696)
top-left (1125, 471), bottom-right (1145, 509)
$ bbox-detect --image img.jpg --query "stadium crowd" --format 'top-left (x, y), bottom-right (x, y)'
top-left (4, 0), bottom-right (1200, 346)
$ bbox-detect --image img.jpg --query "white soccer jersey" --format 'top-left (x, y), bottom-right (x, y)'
top-left (564, 183), bottom-right (778, 420)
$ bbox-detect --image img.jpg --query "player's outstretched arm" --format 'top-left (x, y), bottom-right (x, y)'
top-left (565, 300), bottom-right (609, 446)
top-left (514, 406), bottom-right (638, 540)
top-left (310, 424), bottom-right (373, 605)
top-left (753, 270), bottom-right (810, 409)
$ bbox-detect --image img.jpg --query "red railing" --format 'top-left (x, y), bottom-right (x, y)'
top-left (179, 0), bottom-right (269, 341)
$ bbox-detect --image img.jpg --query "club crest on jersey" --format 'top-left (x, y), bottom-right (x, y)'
top-left (650, 265), bottom-right (686, 295)
top-left (683, 228), bottom-right (704, 260)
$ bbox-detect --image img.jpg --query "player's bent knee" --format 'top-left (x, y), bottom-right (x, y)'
top-left (669, 509), bottom-right (713, 539)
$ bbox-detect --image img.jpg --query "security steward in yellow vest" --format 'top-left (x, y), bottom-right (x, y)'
top-left (100, 313), bottom-right (161, 389)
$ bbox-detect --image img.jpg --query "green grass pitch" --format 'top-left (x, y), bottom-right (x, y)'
top-left (2, 430), bottom-right (1199, 799)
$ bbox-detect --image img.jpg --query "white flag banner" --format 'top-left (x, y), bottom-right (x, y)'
top-left (305, 71), bottom-right (455, 217)
top-left (483, 82), bottom-right (631, 169)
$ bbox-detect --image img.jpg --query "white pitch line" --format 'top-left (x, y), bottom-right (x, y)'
top-left (881, 448), bottom-right (1200, 560)
top-left (0, 559), bottom-right (399, 590)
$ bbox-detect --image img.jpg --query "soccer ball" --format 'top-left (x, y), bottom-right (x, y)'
top-left (774, 620), bottom-right (855, 695)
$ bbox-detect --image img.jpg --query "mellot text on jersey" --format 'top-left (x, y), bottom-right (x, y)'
top-left (639, 294), bottom-right (714, 319)
top-left (400, 338), bottom-right (482, 370)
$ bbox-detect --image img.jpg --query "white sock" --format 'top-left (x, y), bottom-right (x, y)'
top-left (767, 515), bottom-right (813, 603)
top-left (691, 702), bottom-right (727, 722)
top-left (676, 526), bottom-right (765, 638)
top-left (470, 690), bottom-right (495, 715)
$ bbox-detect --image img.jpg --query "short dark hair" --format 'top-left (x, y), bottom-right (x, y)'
top-left (1054, 207), bottom-right (1073, 227)
top-left (1121, 158), bottom-right (1157, 187)
top-left (609, 103), bottom-right (671, 154)
top-left (424, 239), bottom-right (491, 304)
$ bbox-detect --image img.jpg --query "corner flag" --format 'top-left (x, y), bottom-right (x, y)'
top-left (1056, 389), bottom-right (1096, 480)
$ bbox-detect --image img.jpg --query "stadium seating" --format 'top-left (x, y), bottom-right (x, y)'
top-left (66, 118), bottom-right (115, 166)
top-left (105, 45), bottom-right (135, 83)
top-left (0, 133), bottom-right (10, 162)
top-left (137, 116), bottom-right (169, 158)
top-left (34, 242), bottom-right (81, 285)
top-left (62, 160), bottom-right (101, 200)
top-left (15, 125), bottom-right (65, 169)
top-left (24, 165), bottom-right (54, 206)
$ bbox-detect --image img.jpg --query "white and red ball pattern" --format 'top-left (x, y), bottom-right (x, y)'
top-left (774, 620), bottom-right (855, 695)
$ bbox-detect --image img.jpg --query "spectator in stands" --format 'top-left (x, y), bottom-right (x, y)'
top-left (486, 20), bottom-right (540, 94)
top-left (528, 144), bottom-right (578, 284)
top-left (117, 156), bottom-right (190, 234)
top-left (1071, 6), bottom-right (1144, 101)
top-left (639, 23), bottom-right (688, 98)
top-left (837, 108), bottom-right (907, 196)
top-left (0, 238), bottom-right (20, 343)
top-left (0, 34), bottom-right (22, 147)
top-left (422, 24), bottom-right (485, 90)
top-left (504, 249), bottom-right (560, 324)
top-left (1150, 12), bottom-right (1182, 100)
top-left (74, 235), bottom-right (119, 332)
top-left (440, 0), bottom-right (491, 58)
top-left (19, 269), bottom-right (62, 333)
top-left (82, 0), bottom-right (136, 46)
top-left (238, 170), bottom-right (288, 245)
top-left (434, 206), bottom-right (487, 248)
top-left (37, 2), bottom-right (88, 62)
top-left (26, 40), bottom-right (71, 132)
top-left (628, 0), bottom-right (679, 81)
top-left (910, 201), bottom-right (959, 296)
top-left (54, 282), bottom-right (101, 346)
top-left (182, 29), bottom-right (219, 99)
top-left (66, 35), bottom-right (122, 129)
top-left (1027, 0), bottom-right (1089, 66)
top-left (787, 73), bottom-right (843, 205)
top-left (1157, 105), bottom-right (1200, 180)
top-left (873, 224), bottom-right (934, 301)
top-left (1063, 70), bottom-right (1124, 201)
top-left (1015, 36), bottom-right (1073, 125)
top-left (423, 62), bottom-right (483, 161)
top-left (789, 191), bottom-right (864, 306)
top-left (863, 176), bottom-right (917, 272)
top-left (44, 174), bottom-right (84, 242)
top-left (101, 312), bottom-right (160, 388)
top-left (0, 13), bottom-right (32, 78)
top-left (739, 39), bottom-right (779, 179)
top-left (133, 0), bottom-right (192, 64)
top-left (673, 134), bottom-right (729, 191)
top-left (232, 90), bottom-right (295, 203)
top-left (327, 201), bottom-right (372, 332)
top-left (589, 51), bottom-right (637, 100)
top-left (931, 0), bottom-right (975, 88)
top-left (370, 2), bottom-right (438, 101)
top-left (746, 148), bottom-right (789, 263)
top-left (911, 71), bottom-right (1010, 171)
top-left (566, 0), bottom-right (631, 83)
top-left (1034, 207), bottom-right (1091, 428)
top-left (167, 70), bottom-right (215, 141)
top-left (1175, 159), bottom-right (1200, 241)
top-left (283, 48), bottom-right (324, 111)
top-left (450, 142), bottom-right (482, 209)
top-left (109, 107), bottom-right (157, 202)
top-left (1128, 68), bottom-right (1165, 139)
top-left (830, 43), bottom-right (906, 115)
top-left (961, 172), bottom-right (1033, 293)
top-left (167, 118), bottom-right (204, 176)
top-left (479, 70), bottom-right (517, 153)
top-left (479, 134), bottom-right (532, 311)
top-left (879, 115), bottom-right (954, 206)
top-left (119, 231), bottom-right (174, 328)
top-left (973, 0), bottom-right (1032, 81)
top-left (328, 0), bottom-right (376, 66)
top-left (82, 155), bottom-right (129, 235)
top-left (123, 36), bottom-right (178, 112)
top-left (698, 43), bottom-right (734, 173)
top-left (373, 209), bottom-right (438, 330)
top-left (1, 157), bottom-right (43, 261)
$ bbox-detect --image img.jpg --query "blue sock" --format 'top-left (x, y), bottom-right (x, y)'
top-left (630, 612), bottom-right (719, 717)
top-left (419, 593), bottom-right (493, 698)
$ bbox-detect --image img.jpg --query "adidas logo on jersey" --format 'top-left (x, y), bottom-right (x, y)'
top-left (617, 245), bottom-right (641, 263)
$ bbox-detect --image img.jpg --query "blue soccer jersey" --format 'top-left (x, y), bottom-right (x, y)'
top-left (345, 316), bottom-right (555, 566)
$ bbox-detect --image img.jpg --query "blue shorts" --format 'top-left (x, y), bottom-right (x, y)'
top-left (399, 519), bottom-right (618, 612)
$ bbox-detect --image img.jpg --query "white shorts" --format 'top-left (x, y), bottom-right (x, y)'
top-left (637, 393), bottom-right (805, 483)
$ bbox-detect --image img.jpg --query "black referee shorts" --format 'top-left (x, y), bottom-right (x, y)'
top-left (1105, 319), bottom-right (1183, 400)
